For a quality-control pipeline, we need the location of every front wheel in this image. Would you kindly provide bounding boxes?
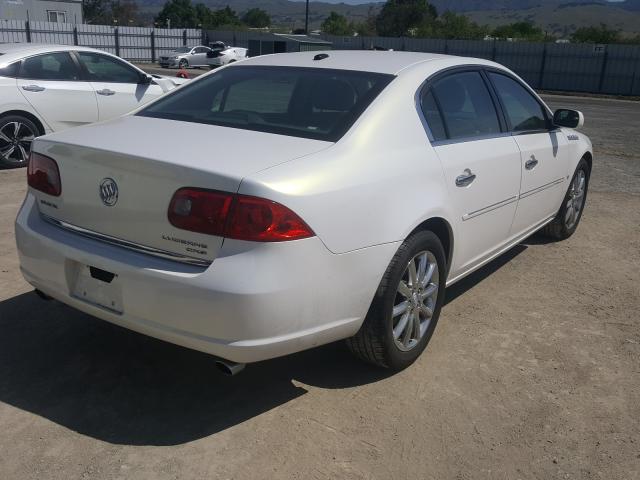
[0,115,40,168]
[541,158,590,240]
[346,230,446,370]
[178,59,188,69]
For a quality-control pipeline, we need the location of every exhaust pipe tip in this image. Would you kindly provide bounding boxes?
[34,289,53,301]
[215,360,245,376]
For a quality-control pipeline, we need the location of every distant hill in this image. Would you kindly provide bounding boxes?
[139,0,640,36]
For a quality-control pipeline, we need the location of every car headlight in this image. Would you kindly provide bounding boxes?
[173,56,179,59]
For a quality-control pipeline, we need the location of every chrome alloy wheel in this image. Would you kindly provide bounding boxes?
[392,250,439,352]
[565,169,586,230]
[0,121,35,165]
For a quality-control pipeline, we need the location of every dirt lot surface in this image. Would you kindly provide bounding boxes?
[0,94,639,480]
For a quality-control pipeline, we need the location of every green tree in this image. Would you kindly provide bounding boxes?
[155,0,199,28]
[242,8,270,28]
[375,0,437,37]
[422,11,487,40]
[353,6,378,36]
[493,22,545,41]
[211,6,241,28]
[110,0,139,24]
[321,11,352,35]
[571,24,621,44]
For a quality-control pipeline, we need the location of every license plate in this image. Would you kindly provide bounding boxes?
[70,263,123,314]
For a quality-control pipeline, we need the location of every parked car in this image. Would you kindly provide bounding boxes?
[15,51,592,375]
[159,46,212,69]
[0,43,186,168]
[206,43,248,68]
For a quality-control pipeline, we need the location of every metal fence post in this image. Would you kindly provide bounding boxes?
[598,44,609,94]
[444,39,448,55]
[73,26,78,46]
[114,27,120,57]
[183,29,187,46]
[25,20,31,43]
[538,43,547,90]
[492,39,496,61]
[150,30,156,63]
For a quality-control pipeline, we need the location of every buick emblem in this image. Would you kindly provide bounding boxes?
[99,178,118,206]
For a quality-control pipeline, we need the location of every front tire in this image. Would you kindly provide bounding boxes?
[541,158,590,240]
[0,114,40,168]
[178,59,188,69]
[347,230,446,370]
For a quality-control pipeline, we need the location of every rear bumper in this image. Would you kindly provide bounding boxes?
[15,193,398,363]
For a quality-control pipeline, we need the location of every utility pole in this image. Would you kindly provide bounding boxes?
[304,0,309,34]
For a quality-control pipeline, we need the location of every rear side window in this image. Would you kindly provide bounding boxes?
[20,52,80,81]
[420,90,446,141]
[488,72,548,132]
[76,52,140,83]
[0,62,19,78]
[138,66,394,142]
[429,71,501,141]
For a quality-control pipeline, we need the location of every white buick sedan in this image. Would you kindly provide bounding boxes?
[0,44,185,167]
[15,51,592,374]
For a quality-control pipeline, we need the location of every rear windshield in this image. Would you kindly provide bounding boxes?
[137,66,394,141]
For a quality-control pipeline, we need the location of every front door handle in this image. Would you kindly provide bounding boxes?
[525,157,539,170]
[96,89,116,96]
[455,168,476,187]
[22,85,45,92]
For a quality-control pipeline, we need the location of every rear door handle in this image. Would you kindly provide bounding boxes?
[525,158,539,170]
[22,85,45,92]
[455,168,476,187]
[96,89,116,96]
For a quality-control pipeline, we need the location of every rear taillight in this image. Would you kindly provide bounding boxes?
[27,152,61,196]
[168,188,314,242]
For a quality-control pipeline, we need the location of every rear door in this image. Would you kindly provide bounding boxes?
[420,69,522,277]
[74,51,164,121]
[487,71,569,237]
[17,51,98,131]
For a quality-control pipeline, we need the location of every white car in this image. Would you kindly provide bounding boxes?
[158,46,212,69]
[0,43,185,167]
[205,45,248,67]
[15,51,592,375]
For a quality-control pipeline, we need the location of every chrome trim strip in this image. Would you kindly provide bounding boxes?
[41,214,212,268]
[462,195,518,221]
[519,178,565,200]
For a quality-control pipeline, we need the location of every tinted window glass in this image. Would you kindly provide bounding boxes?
[77,52,140,83]
[0,62,19,78]
[420,90,446,141]
[20,52,80,81]
[138,66,394,142]
[431,71,501,140]
[489,72,547,132]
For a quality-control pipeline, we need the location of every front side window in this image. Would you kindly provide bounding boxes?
[76,52,140,83]
[194,47,209,54]
[428,71,501,141]
[138,66,394,141]
[488,72,548,132]
[20,52,80,81]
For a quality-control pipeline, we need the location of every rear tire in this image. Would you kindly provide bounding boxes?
[541,158,590,240]
[0,114,40,169]
[346,230,446,370]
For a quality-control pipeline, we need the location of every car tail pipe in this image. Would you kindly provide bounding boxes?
[215,359,245,376]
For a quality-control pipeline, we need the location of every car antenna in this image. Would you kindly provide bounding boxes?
[313,53,329,61]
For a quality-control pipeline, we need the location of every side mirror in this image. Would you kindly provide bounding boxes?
[139,74,153,85]
[553,109,584,129]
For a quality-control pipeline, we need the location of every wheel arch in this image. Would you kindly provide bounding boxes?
[582,150,593,173]
[0,109,46,136]
[408,217,454,274]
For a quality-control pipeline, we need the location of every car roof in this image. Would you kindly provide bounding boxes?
[238,50,498,75]
[0,43,124,64]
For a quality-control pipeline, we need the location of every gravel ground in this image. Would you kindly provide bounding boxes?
[0,94,638,480]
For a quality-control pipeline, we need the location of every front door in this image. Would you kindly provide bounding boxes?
[486,72,570,237]
[17,51,98,131]
[75,51,164,121]
[420,70,522,279]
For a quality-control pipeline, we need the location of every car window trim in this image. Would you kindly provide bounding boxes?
[483,68,554,135]
[415,65,507,144]
[72,50,143,84]
[18,51,83,82]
